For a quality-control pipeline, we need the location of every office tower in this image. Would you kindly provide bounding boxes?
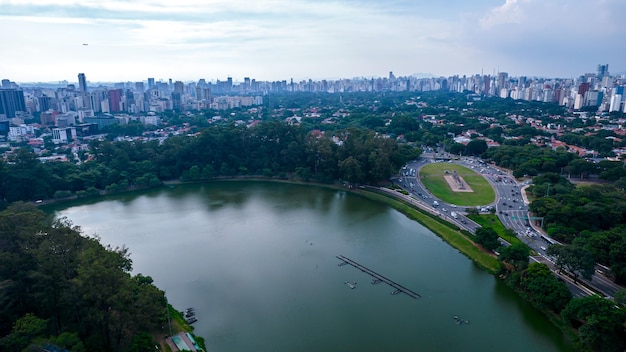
[597,64,609,78]
[0,88,26,119]
[38,96,52,112]
[497,72,508,91]
[1,79,10,88]
[148,78,155,90]
[196,87,211,101]
[578,82,590,96]
[483,75,490,95]
[108,89,122,112]
[171,92,182,111]
[609,94,622,112]
[125,89,135,107]
[174,81,185,94]
[135,82,145,92]
[78,73,88,93]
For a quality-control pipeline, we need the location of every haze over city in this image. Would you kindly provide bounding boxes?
[2,0,625,83]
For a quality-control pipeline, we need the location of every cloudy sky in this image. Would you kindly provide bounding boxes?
[1,0,625,83]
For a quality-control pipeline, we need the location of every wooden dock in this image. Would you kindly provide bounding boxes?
[336,255,421,299]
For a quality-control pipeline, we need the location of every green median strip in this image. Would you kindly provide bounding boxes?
[467,214,528,247]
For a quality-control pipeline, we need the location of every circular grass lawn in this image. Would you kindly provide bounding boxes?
[418,162,495,206]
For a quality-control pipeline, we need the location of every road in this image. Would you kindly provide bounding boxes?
[394,152,624,298]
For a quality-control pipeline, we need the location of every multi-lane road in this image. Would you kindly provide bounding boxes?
[393,153,624,299]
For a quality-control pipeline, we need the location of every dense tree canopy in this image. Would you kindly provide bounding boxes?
[0,122,422,207]
[0,203,166,351]
[474,227,500,251]
[519,263,572,312]
[481,144,577,178]
[562,295,626,352]
[547,245,595,283]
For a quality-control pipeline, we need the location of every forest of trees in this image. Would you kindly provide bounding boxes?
[498,244,626,352]
[0,122,421,207]
[527,173,626,283]
[0,203,166,351]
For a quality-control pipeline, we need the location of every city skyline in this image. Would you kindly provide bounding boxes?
[2,0,626,83]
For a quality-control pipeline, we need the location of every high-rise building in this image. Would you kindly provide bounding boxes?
[171,92,182,111]
[609,94,622,112]
[108,89,122,112]
[578,82,590,96]
[0,88,26,119]
[597,64,609,78]
[174,81,185,94]
[483,75,490,95]
[38,96,52,112]
[497,72,508,91]
[78,73,88,93]
[148,78,155,90]
[1,79,11,88]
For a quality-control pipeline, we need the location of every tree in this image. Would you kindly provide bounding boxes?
[499,243,531,270]
[338,156,364,184]
[474,227,499,251]
[614,289,626,305]
[520,263,572,312]
[547,245,595,283]
[562,295,626,352]
[447,142,465,155]
[465,139,488,156]
[0,313,48,351]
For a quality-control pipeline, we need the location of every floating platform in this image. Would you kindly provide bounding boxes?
[336,255,421,299]
[453,315,470,325]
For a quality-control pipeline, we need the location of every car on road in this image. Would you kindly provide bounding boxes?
[540,246,547,251]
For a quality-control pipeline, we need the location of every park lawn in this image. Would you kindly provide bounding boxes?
[358,190,501,273]
[419,163,495,206]
[467,214,527,247]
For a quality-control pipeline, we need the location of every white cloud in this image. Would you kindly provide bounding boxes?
[1,0,624,82]
[479,0,528,28]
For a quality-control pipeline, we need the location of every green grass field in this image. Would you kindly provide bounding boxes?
[419,163,495,206]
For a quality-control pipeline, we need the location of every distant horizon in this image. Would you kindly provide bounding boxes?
[2,0,625,83]
[9,68,625,86]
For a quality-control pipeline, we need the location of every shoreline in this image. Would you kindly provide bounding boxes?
[43,177,576,349]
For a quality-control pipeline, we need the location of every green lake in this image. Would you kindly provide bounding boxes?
[52,181,570,352]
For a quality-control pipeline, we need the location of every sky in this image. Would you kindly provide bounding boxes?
[1,0,625,83]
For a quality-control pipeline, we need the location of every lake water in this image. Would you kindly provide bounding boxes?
[53,181,569,352]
